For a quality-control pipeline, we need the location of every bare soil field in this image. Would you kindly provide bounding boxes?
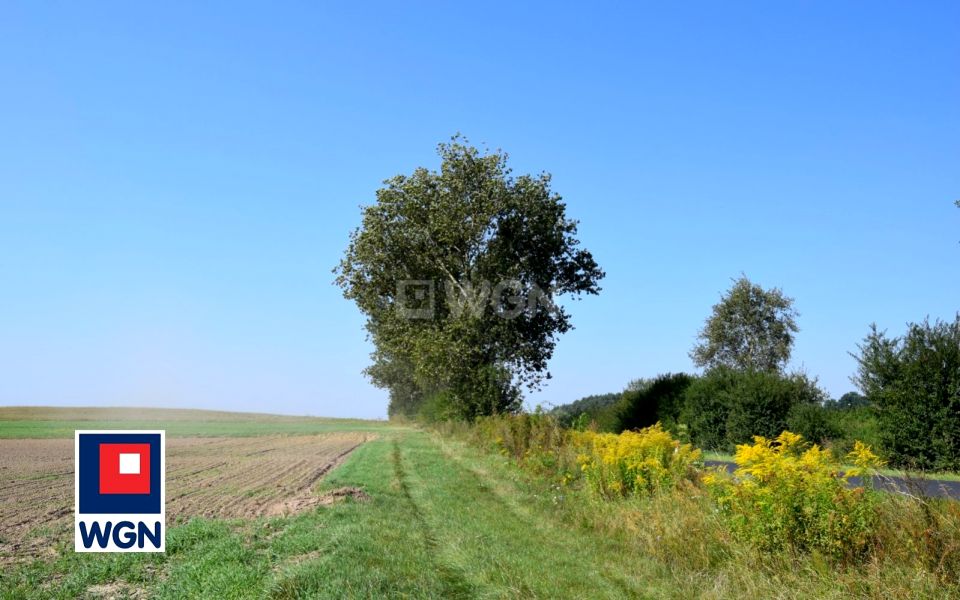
[0,432,370,563]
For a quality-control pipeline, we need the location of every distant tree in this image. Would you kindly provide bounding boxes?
[549,392,620,428]
[852,316,960,469]
[834,391,869,410]
[624,378,652,393]
[335,136,604,419]
[690,276,799,373]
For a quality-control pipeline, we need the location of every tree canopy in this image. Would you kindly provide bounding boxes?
[335,137,604,419]
[852,316,960,469]
[690,276,799,373]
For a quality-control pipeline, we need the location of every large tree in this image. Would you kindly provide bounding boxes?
[335,137,604,418]
[690,276,799,373]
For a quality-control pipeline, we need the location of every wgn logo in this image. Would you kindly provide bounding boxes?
[75,431,165,552]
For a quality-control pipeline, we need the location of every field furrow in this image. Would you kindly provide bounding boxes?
[0,432,370,562]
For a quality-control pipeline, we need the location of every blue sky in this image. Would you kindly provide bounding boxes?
[1,2,958,419]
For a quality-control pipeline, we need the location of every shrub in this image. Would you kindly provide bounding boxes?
[473,412,577,479]
[852,316,960,470]
[704,431,883,563]
[787,402,839,445]
[574,423,702,499]
[682,368,826,450]
[614,373,693,434]
[822,405,881,456]
[587,403,622,433]
[417,391,461,423]
[681,369,735,450]
[723,371,825,446]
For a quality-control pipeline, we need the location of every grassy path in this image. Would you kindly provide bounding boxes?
[270,431,663,598]
[2,429,670,599]
[389,434,654,598]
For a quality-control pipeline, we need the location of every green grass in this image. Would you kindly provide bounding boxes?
[0,406,397,438]
[0,419,395,438]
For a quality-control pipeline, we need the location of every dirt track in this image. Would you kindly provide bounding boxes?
[0,433,369,561]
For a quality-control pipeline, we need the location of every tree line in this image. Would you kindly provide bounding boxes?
[552,276,960,470]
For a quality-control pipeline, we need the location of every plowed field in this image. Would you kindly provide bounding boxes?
[0,433,369,561]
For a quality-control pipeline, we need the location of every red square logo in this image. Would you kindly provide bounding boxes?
[99,443,151,495]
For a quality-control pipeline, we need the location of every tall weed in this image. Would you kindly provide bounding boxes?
[704,432,883,562]
[574,424,701,498]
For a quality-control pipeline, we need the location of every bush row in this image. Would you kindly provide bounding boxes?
[550,315,960,469]
[555,369,881,457]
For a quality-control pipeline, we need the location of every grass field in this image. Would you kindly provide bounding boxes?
[1,408,956,599]
[0,407,393,438]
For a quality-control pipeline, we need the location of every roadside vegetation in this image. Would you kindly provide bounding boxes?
[446,413,960,595]
[543,282,960,475]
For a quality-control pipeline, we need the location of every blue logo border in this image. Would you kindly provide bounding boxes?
[77,432,163,514]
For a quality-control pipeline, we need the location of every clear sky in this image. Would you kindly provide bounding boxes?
[2,2,958,419]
